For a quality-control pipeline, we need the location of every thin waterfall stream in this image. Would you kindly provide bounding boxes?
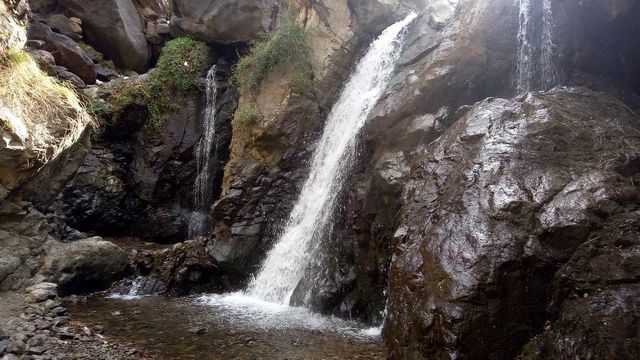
[188,65,218,237]
[516,0,558,93]
[245,13,418,305]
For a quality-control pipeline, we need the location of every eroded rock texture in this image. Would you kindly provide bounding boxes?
[385,87,640,359]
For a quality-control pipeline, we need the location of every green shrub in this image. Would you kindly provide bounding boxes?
[146,37,208,133]
[232,19,312,93]
[88,99,109,120]
[234,106,260,125]
[106,81,147,123]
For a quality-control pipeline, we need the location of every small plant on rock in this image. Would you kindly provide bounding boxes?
[232,18,312,93]
[234,105,260,126]
[146,37,208,134]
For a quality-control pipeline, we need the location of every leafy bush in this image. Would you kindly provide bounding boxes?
[232,19,312,93]
[234,105,260,125]
[145,37,208,133]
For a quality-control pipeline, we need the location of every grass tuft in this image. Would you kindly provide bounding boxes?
[231,19,312,93]
[145,37,208,133]
[0,50,91,156]
[233,105,260,126]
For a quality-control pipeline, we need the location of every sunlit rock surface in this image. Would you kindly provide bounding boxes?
[385,87,640,359]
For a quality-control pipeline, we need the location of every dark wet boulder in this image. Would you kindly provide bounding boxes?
[169,0,279,44]
[385,87,640,359]
[128,237,227,295]
[58,0,149,72]
[27,22,96,84]
[40,237,128,294]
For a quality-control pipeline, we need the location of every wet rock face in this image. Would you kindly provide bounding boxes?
[54,68,237,243]
[169,0,278,44]
[127,237,227,295]
[385,87,640,359]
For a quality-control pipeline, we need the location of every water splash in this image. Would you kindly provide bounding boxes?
[188,65,218,237]
[107,276,147,300]
[246,13,418,305]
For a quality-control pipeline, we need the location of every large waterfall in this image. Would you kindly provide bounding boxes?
[516,0,558,93]
[188,65,218,237]
[246,13,418,305]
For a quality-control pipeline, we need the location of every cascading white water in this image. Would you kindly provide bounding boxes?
[516,0,533,94]
[246,13,418,305]
[540,0,557,90]
[516,0,558,93]
[188,65,218,237]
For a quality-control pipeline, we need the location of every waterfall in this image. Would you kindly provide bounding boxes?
[516,0,558,93]
[540,0,557,90]
[188,65,218,238]
[516,0,533,94]
[246,13,418,305]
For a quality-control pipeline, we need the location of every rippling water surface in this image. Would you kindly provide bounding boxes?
[68,295,386,359]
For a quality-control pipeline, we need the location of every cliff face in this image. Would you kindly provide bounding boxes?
[386,87,640,359]
[2,0,640,357]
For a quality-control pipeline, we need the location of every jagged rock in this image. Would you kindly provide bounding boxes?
[129,237,224,295]
[40,237,128,294]
[54,65,86,87]
[0,1,27,53]
[45,13,83,41]
[0,204,58,291]
[169,0,279,44]
[385,87,640,359]
[27,22,96,84]
[59,0,149,72]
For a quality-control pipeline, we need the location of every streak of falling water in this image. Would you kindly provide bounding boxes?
[246,13,418,305]
[516,0,533,94]
[540,0,557,90]
[188,65,218,238]
[516,0,559,93]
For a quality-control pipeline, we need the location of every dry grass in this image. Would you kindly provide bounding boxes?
[0,50,91,161]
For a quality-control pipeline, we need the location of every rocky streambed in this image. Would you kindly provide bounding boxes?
[67,294,387,359]
[0,281,386,359]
